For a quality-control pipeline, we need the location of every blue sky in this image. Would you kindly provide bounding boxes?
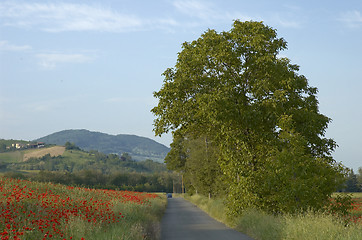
[0,0,361,171]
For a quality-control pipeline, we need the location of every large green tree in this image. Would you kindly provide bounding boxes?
[152,20,347,215]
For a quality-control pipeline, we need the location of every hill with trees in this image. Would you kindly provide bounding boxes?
[0,134,177,192]
[35,129,169,163]
[0,143,181,192]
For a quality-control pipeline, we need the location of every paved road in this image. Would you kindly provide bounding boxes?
[160,198,253,240]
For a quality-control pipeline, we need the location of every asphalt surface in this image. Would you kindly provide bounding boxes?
[160,197,254,240]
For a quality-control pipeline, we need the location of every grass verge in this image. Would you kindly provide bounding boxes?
[184,194,230,225]
[184,194,362,240]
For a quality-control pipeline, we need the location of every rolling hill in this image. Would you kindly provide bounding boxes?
[35,129,170,163]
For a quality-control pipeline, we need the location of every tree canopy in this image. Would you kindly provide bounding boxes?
[152,20,347,215]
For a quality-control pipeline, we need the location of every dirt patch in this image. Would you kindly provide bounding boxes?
[23,146,65,161]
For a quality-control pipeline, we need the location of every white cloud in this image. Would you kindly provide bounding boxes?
[270,14,302,29]
[36,53,93,69]
[172,0,303,30]
[339,11,362,28]
[0,2,145,32]
[173,0,252,23]
[173,0,215,21]
[0,40,32,51]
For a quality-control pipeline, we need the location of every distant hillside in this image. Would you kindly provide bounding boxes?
[35,129,169,163]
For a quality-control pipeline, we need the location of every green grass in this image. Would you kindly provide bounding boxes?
[184,194,362,240]
[282,211,361,240]
[236,209,362,240]
[333,192,362,198]
[184,194,230,224]
[235,208,284,240]
[0,151,24,163]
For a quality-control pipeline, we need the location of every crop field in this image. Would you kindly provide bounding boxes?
[0,177,165,240]
[22,146,65,161]
[0,146,66,163]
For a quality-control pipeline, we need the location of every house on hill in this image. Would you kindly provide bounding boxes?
[11,142,45,149]
[27,142,45,148]
[12,143,24,149]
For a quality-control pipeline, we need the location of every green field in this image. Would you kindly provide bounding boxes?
[0,151,24,163]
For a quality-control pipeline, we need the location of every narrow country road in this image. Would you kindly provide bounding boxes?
[160,197,254,240]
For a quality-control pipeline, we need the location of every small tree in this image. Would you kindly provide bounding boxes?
[345,170,361,192]
[0,143,7,152]
[120,152,132,161]
[164,132,187,172]
[357,167,362,190]
[64,142,80,150]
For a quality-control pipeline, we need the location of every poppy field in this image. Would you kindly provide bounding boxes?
[350,194,362,224]
[329,192,362,225]
[0,177,166,240]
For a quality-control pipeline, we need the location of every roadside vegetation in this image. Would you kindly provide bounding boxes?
[185,193,362,240]
[0,176,167,240]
